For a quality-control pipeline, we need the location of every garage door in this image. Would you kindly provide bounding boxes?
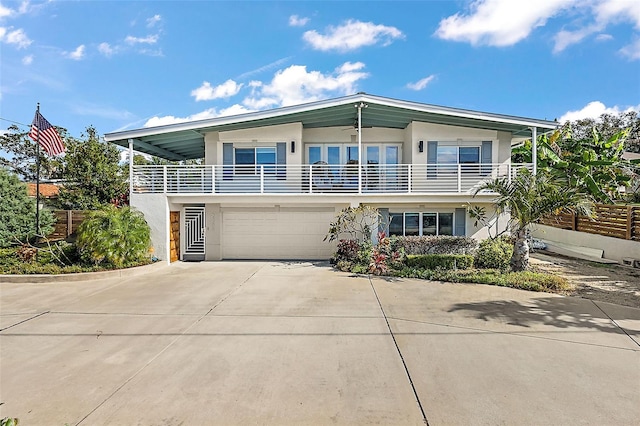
[222,208,337,259]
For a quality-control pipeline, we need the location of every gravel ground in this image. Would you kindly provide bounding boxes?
[530,251,640,308]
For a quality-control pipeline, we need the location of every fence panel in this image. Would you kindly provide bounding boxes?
[541,204,639,241]
[47,210,87,240]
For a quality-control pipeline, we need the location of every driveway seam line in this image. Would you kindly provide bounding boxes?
[591,300,640,348]
[0,311,49,332]
[368,278,429,426]
[75,266,263,426]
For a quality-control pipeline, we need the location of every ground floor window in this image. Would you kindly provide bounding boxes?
[389,212,454,236]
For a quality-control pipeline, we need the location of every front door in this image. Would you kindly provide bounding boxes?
[183,206,205,261]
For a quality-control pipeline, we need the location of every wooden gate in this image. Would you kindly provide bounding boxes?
[170,211,180,262]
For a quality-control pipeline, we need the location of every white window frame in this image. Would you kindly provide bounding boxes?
[233,146,276,175]
[388,211,455,237]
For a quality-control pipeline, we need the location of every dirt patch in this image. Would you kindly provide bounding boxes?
[530,251,640,308]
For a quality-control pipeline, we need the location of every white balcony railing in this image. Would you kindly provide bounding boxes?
[131,163,533,195]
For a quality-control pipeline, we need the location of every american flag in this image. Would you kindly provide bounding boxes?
[29,110,66,156]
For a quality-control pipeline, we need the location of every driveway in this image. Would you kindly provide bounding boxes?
[1,261,639,425]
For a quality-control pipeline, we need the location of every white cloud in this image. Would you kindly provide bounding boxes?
[559,101,640,122]
[303,19,404,52]
[596,33,614,41]
[246,62,369,107]
[235,56,292,80]
[0,3,13,18]
[98,42,115,57]
[65,44,85,60]
[435,0,571,47]
[407,75,436,91]
[125,34,159,45]
[144,104,258,127]
[22,54,33,65]
[0,27,32,48]
[146,14,162,28]
[289,14,309,27]
[191,79,243,101]
[620,37,640,60]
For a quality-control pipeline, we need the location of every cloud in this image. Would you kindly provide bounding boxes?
[235,56,292,80]
[596,33,614,41]
[620,37,640,60]
[407,75,436,91]
[303,19,404,52]
[98,42,116,57]
[435,0,571,47]
[244,61,369,107]
[146,14,162,28]
[70,102,135,120]
[65,44,85,60]
[289,15,309,27]
[125,34,159,45]
[191,80,243,101]
[0,27,32,48]
[559,101,640,122]
[0,3,13,18]
[22,54,33,65]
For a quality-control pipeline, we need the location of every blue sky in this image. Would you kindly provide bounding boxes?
[1,0,639,141]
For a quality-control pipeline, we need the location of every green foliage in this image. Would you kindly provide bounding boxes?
[0,169,55,247]
[0,124,64,181]
[325,205,381,243]
[392,267,570,293]
[1,417,19,426]
[394,235,478,255]
[332,239,361,264]
[513,127,637,203]
[474,236,513,269]
[406,254,474,270]
[76,206,151,268]
[57,126,127,209]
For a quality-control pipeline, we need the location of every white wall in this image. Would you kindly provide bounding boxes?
[532,225,640,262]
[131,193,170,263]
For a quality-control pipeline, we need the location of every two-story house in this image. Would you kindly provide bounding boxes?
[104,93,556,262]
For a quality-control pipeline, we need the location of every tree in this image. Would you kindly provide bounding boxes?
[56,126,127,209]
[0,124,65,181]
[474,168,593,271]
[561,111,639,153]
[0,168,55,247]
[513,128,637,203]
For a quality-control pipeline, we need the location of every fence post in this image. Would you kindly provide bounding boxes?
[67,210,73,237]
[626,205,633,240]
[572,211,578,231]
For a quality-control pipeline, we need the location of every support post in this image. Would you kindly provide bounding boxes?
[531,127,537,175]
[355,101,367,194]
[35,103,41,240]
[128,139,134,199]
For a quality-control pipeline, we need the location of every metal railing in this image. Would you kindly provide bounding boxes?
[131,163,533,195]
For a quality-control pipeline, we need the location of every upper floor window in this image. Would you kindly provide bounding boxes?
[235,147,276,174]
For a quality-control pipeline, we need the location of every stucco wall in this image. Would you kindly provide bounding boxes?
[532,225,640,262]
[131,193,169,263]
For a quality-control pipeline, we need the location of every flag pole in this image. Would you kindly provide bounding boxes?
[35,103,41,241]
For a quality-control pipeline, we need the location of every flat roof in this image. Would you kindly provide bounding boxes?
[105,93,558,160]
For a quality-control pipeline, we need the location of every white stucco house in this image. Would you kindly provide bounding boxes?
[104,93,557,262]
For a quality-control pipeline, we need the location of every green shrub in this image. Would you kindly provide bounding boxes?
[0,169,55,247]
[395,236,478,255]
[406,254,474,270]
[77,206,151,268]
[474,236,513,269]
[332,239,360,264]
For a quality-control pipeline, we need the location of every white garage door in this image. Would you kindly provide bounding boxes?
[222,208,337,260]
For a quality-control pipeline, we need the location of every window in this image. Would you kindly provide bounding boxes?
[435,145,481,173]
[234,147,276,174]
[388,212,454,236]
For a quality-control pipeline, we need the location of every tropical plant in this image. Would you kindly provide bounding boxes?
[0,168,55,247]
[512,128,639,203]
[324,205,381,244]
[474,236,513,269]
[473,168,593,271]
[76,205,151,268]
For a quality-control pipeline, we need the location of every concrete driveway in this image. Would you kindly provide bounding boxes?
[1,261,639,425]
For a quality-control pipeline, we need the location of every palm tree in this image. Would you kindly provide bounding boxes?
[474,168,593,271]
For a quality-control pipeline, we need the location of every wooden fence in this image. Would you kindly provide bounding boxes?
[539,204,639,241]
[47,210,87,240]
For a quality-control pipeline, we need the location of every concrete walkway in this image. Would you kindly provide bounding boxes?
[1,261,638,425]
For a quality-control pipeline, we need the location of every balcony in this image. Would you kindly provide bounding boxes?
[131,163,533,195]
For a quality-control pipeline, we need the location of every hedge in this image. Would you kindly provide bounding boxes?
[406,254,474,270]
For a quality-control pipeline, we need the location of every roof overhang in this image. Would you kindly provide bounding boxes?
[104,93,559,160]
